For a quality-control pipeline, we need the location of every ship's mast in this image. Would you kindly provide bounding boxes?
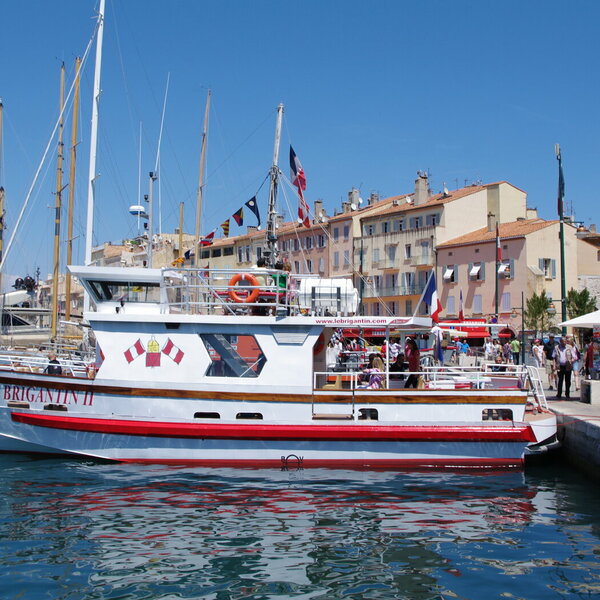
[83,0,105,310]
[264,103,283,266]
[51,63,65,340]
[65,56,81,322]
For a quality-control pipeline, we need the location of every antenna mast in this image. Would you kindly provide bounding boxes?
[265,103,283,266]
[194,89,211,267]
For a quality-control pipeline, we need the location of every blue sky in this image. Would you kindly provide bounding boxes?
[1,0,599,281]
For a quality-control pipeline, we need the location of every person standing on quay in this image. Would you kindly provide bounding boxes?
[543,334,558,390]
[553,337,574,399]
[510,337,521,365]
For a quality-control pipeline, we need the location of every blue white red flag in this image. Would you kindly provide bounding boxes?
[290,145,310,227]
[423,271,442,323]
[459,289,464,321]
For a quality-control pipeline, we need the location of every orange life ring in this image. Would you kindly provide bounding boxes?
[228,273,261,303]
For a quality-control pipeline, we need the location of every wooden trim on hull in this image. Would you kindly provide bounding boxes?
[1,373,527,405]
[11,412,537,443]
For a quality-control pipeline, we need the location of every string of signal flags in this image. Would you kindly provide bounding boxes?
[199,145,310,247]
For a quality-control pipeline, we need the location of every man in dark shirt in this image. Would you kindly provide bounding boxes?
[543,335,557,390]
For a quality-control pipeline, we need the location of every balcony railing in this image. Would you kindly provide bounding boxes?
[362,284,425,298]
[410,253,433,266]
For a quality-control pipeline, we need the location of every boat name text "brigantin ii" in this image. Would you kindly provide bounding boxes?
[3,385,94,406]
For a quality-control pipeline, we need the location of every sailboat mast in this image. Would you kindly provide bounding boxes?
[0,99,4,296]
[51,63,66,340]
[84,0,105,273]
[265,103,283,266]
[65,56,81,322]
[194,89,211,268]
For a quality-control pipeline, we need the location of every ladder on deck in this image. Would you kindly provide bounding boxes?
[526,365,548,410]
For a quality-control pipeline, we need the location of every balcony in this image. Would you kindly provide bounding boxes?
[362,284,425,298]
[410,253,433,267]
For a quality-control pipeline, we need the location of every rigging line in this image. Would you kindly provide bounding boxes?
[155,73,170,235]
[278,175,394,317]
[110,0,141,153]
[0,24,98,274]
[203,108,277,187]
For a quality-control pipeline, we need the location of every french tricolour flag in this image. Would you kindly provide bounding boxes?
[124,339,145,363]
[162,338,184,364]
[423,272,442,323]
[290,145,310,227]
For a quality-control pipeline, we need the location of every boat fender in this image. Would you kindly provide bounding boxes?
[228,273,260,303]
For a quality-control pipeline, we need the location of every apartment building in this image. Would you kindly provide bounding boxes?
[358,173,532,317]
[436,218,600,334]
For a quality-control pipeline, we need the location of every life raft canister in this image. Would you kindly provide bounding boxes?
[228,273,261,303]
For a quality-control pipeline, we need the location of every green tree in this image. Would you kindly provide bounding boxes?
[566,288,597,320]
[524,290,554,337]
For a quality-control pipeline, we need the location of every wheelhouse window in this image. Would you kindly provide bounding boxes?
[87,280,160,303]
[200,334,266,378]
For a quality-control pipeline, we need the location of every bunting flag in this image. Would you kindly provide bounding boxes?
[459,289,464,321]
[220,219,230,237]
[496,222,502,263]
[124,339,145,363]
[290,145,310,227]
[557,149,565,217]
[232,207,244,226]
[184,249,193,260]
[422,271,442,323]
[245,196,261,227]
[200,230,216,246]
[162,338,185,364]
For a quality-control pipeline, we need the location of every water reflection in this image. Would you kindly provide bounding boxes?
[0,456,599,600]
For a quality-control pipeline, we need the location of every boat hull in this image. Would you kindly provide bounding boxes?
[1,408,534,468]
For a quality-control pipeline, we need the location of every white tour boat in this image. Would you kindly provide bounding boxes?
[0,264,558,468]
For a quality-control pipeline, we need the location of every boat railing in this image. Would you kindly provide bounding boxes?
[160,267,357,316]
[0,353,91,377]
[315,364,529,392]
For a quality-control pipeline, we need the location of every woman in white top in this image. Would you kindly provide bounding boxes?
[532,339,544,370]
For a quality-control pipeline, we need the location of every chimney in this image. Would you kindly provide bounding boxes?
[276,214,285,227]
[590,224,597,233]
[413,171,430,206]
[487,212,496,232]
[342,201,351,214]
[368,191,379,205]
[313,199,325,223]
[247,226,258,234]
[347,188,360,209]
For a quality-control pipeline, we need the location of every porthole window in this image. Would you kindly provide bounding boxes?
[236,412,263,420]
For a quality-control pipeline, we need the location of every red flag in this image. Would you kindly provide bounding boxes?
[496,222,502,263]
[290,146,310,227]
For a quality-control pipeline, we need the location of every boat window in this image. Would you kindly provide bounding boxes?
[236,412,263,419]
[194,412,220,419]
[200,334,266,378]
[358,408,378,421]
[482,408,513,421]
[87,280,160,303]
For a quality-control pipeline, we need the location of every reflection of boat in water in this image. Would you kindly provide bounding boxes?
[5,464,557,595]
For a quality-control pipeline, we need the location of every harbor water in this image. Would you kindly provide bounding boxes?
[1,455,599,599]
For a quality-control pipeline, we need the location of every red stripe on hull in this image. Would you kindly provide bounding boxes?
[10,412,536,443]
